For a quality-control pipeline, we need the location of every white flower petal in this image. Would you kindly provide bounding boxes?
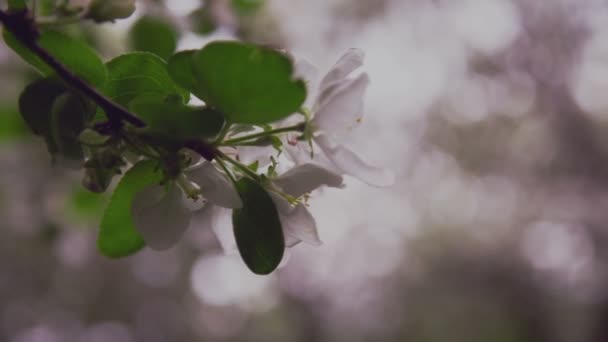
[281,204,322,246]
[315,134,395,187]
[319,48,365,95]
[269,193,321,247]
[210,207,238,254]
[295,59,320,108]
[193,205,239,255]
[313,73,369,132]
[186,162,243,209]
[274,163,343,198]
[295,59,319,84]
[237,145,274,168]
[269,193,301,247]
[132,185,192,250]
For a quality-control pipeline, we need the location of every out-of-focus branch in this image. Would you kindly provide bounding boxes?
[0,8,218,161]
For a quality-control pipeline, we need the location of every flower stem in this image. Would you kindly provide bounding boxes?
[212,121,232,145]
[215,157,237,185]
[222,123,305,146]
[36,14,84,27]
[216,150,261,182]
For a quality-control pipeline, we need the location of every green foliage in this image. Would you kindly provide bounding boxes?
[82,146,125,194]
[7,0,27,10]
[50,92,94,161]
[129,15,179,61]
[189,8,216,36]
[3,30,107,86]
[231,0,265,15]
[98,159,164,258]
[129,97,225,140]
[1,4,327,274]
[19,78,93,161]
[67,187,106,220]
[104,52,189,107]
[168,41,306,124]
[18,78,65,136]
[232,177,285,275]
[86,0,136,23]
[167,50,199,96]
[0,106,27,141]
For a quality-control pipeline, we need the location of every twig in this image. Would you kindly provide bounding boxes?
[0,9,145,128]
[0,8,218,161]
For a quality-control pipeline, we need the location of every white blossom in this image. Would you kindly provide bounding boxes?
[198,163,344,254]
[289,49,395,187]
[131,162,241,250]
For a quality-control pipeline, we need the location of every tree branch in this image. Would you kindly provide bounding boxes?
[0,8,218,161]
[0,9,145,128]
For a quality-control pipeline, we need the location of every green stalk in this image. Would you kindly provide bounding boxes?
[216,150,260,182]
[215,157,237,185]
[222,123,304,146]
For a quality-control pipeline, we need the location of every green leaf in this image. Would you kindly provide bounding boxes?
[79,128,111,146]
[232,177,285,274]
[3,30,108,86]
[189,8,217,36]
[98,159,164,258]
[87,0,136,22]
[167,50,200,97]
[231,0,265,15]
[18,78,66,136]
[67,187,106,220]
[50,93,94,161]
[0,106,27,141]
[170,41,306,124]
[8,0,27,10]
[104,52,189,107]
[130,15,179,61]
[129,97,224,140]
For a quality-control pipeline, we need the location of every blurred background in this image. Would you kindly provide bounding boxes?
[2,0,608,341]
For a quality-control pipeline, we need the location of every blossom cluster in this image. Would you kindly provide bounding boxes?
[132,49,394,255]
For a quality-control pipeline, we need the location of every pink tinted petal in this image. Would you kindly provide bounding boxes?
[274,164,343,198]
[269,193,301,247]
[313,73,369,133]
[193,205,239,255]
[186,162,242,209]
[295,59,320,108]
[319,49,365,95]
[237,145,274,168]
[269,193,321,247]
[132,185,192,250]
[315,134,395,187]
[281,204,322,246]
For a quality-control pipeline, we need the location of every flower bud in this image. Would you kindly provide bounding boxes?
[86,0,136,23]
[82,166,114,193]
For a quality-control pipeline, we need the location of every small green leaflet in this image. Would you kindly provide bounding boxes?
[233,177,285,274]
[130,16,179,61]
[19,78,65,136]
[168,41,307,125]
[104,52,189,107]
[19,78,93,162]
[98,160,164,258]
[3,30,108,86]
[129,97,224,140]
[50,92,94,161]
[231,0,265,15]
[87,0,136,23]
[7,0,27,10]
[167,50,199,97]
[189,8,217,36]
